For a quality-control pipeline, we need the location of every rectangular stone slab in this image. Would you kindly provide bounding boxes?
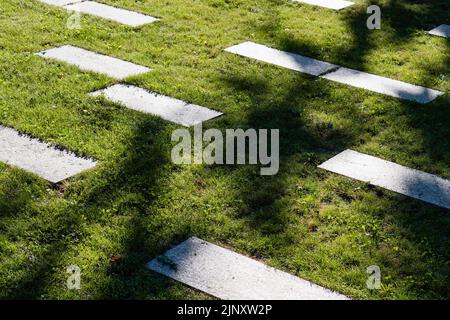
[38,0,82,6]
[36,45,151,79]
[322,67,444,104]
[0,126,96,183]
[64,1,159,27]
[428,24,450,38]
[318,150,450,210]
[224,41,339,77]
[147,237,348,300]
[292,0,354,10]
[225,42,443,104]
[90,84,223,127]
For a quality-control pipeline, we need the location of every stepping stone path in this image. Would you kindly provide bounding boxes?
[318,149,450,210]
[147,237,349,300]
[39,0,159,27]
[292,0,354,10]
[37,45,151,80]
[90,84,223,127]
[36,45,221,127]
[17,0,447,299]
[0,126,96,183]
[225,41,444,104]
[428,24,450,38]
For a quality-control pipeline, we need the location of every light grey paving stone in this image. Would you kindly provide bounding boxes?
[224,41,339,77]
[90,84,223,127]
[147,237,349,300]
[322,67,444,104]
[0,126,96,183]
[428,24,450,38]
[292,0,354,10]
[225,42,443,104]
[36,45,151,79]
[64,1,159,27]
[318,150,450,210]
[38,0,82,6]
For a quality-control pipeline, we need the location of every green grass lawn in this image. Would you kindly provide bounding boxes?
[0,0,449,299]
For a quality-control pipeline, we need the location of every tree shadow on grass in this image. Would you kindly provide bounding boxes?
[209,0,449,298]
[340,0,450,169]
[379,0,449,42]
[1,0,448,300]
[0,116,195,299]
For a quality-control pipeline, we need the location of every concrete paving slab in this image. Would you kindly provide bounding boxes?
[64,1,159,27]
[147,237,349,300]
[292,0,354,10]
[318,149,450,210]
[225,42,443,103]
[0,126,96,183]
[322,67,444,104]
[224,41,339,77]
[90,84,223,127]
[428,24,450,38]
[36,45,151,79]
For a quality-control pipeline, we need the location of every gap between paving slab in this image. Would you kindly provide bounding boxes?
[36,45,151,80]
[225,41,444,104]
[147,237,349,300]
[0,125,96,183]
[318,149,450,210]
[90,84,223,127]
